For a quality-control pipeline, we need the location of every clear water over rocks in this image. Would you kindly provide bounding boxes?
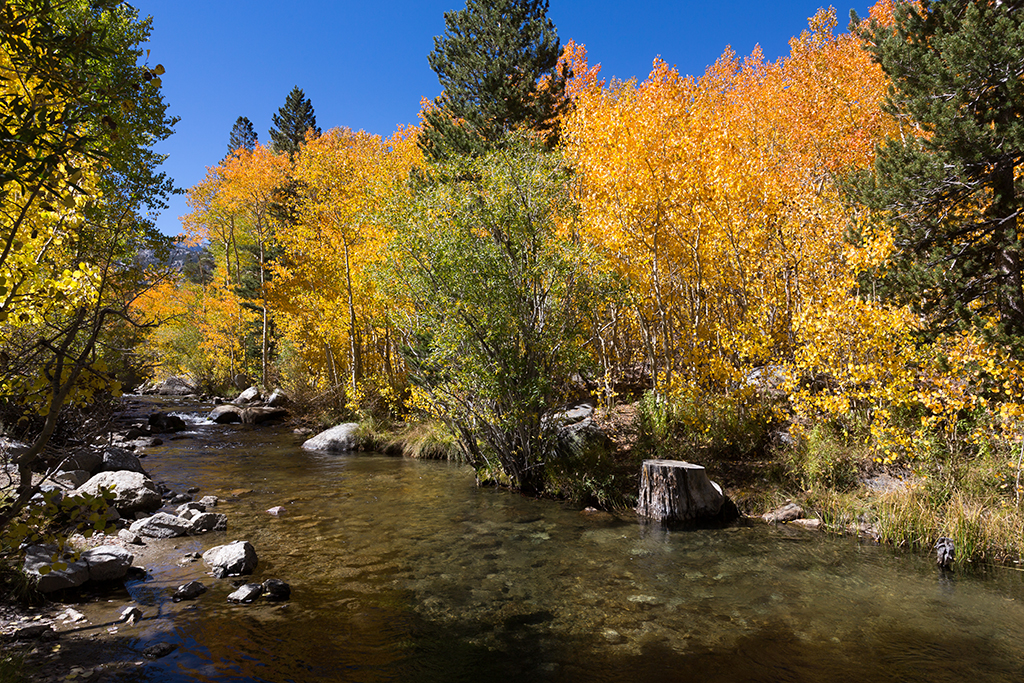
[97,400,1024,682]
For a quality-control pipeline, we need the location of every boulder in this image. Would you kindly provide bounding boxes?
[241,406,289,425]
[118,529,144,545]
[149,412,188,433]
[59,450,103,474]
[77,471,162,515]
[261,578,291,601]
[266,389,289,407]
[51,469,92,489]
[157,376,195,396]
[302,423,361,453]
[130,512,191,539]
[173,580,207,601]
[198,495,219,508]
[235,386,261,404]
[23,545,89,592]
[188,512,228,534]
[176,501,206,516]
[208,405,243,424]
[227,583,263,603]
[100,447,147,475]
[202,540,258,577]
[81,545,134,582]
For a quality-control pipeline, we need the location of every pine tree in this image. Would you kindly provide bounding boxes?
[851,1,1024,340]
[227,116,258,156]
[269,86,320,157]
[421,0,569,162]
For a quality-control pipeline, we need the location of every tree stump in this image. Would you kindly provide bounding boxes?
[636,459,724,523]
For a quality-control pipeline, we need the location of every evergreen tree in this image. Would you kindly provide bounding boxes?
[421,0,569,162]
[851,1,1024,340]
[269,86,320,157]
[227,116,258,155]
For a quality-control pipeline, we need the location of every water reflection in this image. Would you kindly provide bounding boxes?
[102,405,1024,682]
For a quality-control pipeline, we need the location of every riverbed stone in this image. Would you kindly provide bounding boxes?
[763,502,804,524]
[266,506,286,516]
[203,540,258,577]
[177,501,206,516]
[156,376,195,396]
[81,545,134,581]
[198,495,219,508]
[208,405,243,424]
[23,544,90,592]
[173,580,207,601]
[266,389,289,407]
[227,583,264,603]
[188,512,228,534]
[236,386,261,404]
[149,412,188,433]
[51,469,92,489]
[59,450,103,474]
[118,529,144,545]
[261,578,291,601]
[100,447,147,474]
[130,512,191,539]
[76,470,162,515]
[302,423,361,453]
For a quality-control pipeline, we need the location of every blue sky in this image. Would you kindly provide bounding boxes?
[128,1,872,237]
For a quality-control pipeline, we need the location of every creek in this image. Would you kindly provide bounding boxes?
[87,399,1024,682]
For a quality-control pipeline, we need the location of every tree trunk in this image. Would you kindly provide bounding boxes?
[636,459,724,523]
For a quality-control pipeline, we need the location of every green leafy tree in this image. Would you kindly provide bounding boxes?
[851,1,1024,340]
[421,0,569,162]
[1,0,175,544]
[385,136,601,492]
[227,115,258,155]
[269,86,320,157]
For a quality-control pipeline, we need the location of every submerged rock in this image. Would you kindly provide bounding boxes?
[173,580,208,601]
[227,583,264,603]
[261,578,291,601]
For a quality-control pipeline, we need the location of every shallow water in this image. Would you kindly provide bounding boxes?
[98,401,1024,682]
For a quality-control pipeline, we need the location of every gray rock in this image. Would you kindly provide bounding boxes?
[23,544,89,592]
[302,423,361,453]
[59,450,103,474]
[143,642,178,659]
[266,506,286,516]
[120,606,143,624]
[132,436,163,449]
[77,471,162,515]
[81,545,134,581]
[157,376,195,396]
[149,412,187,433]
[51,469,92,489]
[129,512,190,539]
[266,389,289,407]
[15,624,53,640]
[261,578,291,601]
[118,529,144,545]
[202,540,258,577]
[763,502,805,524]
[227,583,263,603]
[100,447,147,474]
[173,580,207,601]
[176,502,206,516]
[235,386,261,404]
[208,405,243,424]
[198,495,219,508]
[188,512,228,534]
